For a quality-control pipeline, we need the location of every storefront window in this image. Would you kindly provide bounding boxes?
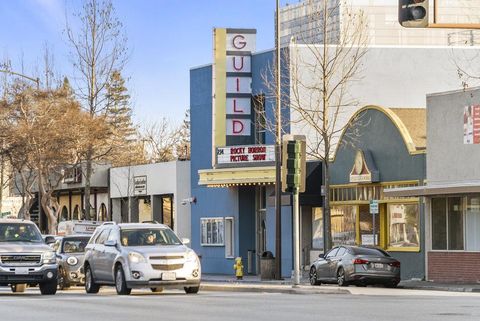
[431,197,464,251]
[466,195,480,251]
[359,204,378,246]
[432,198,447,250]
[331,206,356,246]
[448,197,464,250]
[312,207,323,249]
[201,218,224,246]
[388,203,419,248]
[162,196,173,229]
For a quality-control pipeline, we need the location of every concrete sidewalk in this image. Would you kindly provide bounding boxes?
[200,274,480,294]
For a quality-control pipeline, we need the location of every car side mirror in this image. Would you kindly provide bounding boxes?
[44,236,55,245]
[182,238,190,245]
[105,239,117,247]
[318,254,325,259]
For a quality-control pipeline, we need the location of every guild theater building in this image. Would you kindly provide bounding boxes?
[190,27,478,279]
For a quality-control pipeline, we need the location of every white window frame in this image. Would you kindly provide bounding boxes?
[200,217,225,246]
[224,217,235,258]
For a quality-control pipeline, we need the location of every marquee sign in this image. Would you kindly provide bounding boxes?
[217,145,275,165]
[212,28,256,166]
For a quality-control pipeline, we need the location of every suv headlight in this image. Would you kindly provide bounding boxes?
[185,250,198,263]
[128,252,146,264]
[42,251,56,264]
[67,256,78,266]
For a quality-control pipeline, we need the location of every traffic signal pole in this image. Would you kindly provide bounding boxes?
[274,0,282,280]
[282,136,306,286]
[292,186,301,286]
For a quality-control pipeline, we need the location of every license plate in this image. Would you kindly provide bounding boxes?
[373,263,384,269]
[162,272,176,281]
[15,267,30,275]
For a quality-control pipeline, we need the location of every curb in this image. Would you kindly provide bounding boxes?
[200,283,350,295]
[400,285,480,293]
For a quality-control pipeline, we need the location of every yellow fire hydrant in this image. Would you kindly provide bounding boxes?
[233,257,244,280]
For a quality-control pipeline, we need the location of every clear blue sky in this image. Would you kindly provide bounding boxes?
[0,0,290,126]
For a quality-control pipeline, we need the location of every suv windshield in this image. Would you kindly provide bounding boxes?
[62,237,90,253]
[120,228,182,246]
[0,223,43,243]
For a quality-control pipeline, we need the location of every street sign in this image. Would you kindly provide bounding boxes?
[370,200,379,214]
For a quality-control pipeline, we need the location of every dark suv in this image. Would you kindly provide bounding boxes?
[0,219,58,295]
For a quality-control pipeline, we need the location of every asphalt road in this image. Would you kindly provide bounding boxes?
[0,287,479,321]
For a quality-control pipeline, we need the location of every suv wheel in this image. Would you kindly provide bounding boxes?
[85,265,100,294]
[11,284,26,293]
[58,267,70,290]
[115,265,131,295]
[184,286,199,294]
[40,280,57,295]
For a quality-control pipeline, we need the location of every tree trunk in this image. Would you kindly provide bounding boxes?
[323,161,332,252]
[84,147,93,220]
[40,193,59,234]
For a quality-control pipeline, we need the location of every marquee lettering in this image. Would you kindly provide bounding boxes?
[232,56,244,71]
[233,99,244,113]
[232,35,247,49]
[233,120,244,134]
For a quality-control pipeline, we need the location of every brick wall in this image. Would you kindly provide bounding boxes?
[428,251,480,283]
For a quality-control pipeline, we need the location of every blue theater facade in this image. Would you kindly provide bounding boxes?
[189,28,322,277]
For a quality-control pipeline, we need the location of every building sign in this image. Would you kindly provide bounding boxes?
[390,204,406,224]
[217,145,275,165]
[212,28,256,165]
[133,175,147,196]
[370,200,379,214]
[463,105,480,144]
[361,234,378,246]
[350,150,373,183]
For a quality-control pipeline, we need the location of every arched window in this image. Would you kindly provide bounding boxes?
[60,206,68,222]
[73,205,79,220]
[98,203,108,221]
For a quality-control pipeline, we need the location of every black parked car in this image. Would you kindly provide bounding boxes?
[309,245,401,288]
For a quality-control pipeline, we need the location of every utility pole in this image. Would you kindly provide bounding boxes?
[274,0,283,280]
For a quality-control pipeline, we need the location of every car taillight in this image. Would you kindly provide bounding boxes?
[389,261,401,268]
[353,258,369,264]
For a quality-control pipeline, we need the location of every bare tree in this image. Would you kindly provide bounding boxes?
[66,0,128,219]
[141,118,184,163]
[265,0,369,251]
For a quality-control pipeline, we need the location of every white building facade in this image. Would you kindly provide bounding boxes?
[109,161,192,240]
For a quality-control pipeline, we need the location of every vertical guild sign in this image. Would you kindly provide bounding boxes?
[212,28,256,165]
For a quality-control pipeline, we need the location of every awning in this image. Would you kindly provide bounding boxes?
[198,166,275,187]
[384,182,480,197]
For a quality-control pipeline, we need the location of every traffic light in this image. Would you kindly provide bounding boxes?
[398,0,428,28]
[281,135,306,193]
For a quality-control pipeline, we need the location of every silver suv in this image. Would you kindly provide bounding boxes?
[83,222,201,295]
[0,219,58,295]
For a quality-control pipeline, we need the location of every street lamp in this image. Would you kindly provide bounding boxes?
[0,69,40,89]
